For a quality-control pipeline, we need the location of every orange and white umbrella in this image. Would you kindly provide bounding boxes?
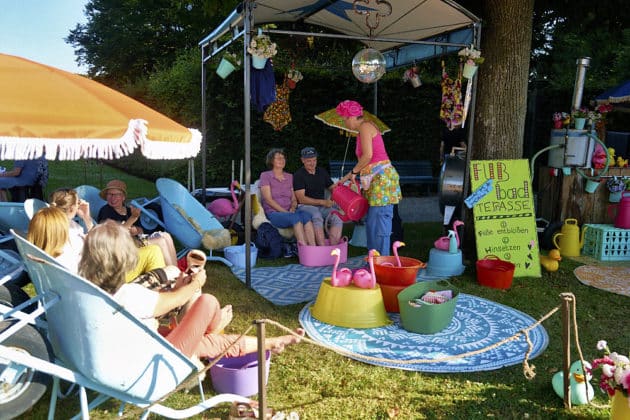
[0,53,201,160]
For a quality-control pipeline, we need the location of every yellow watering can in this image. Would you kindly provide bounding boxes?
[552,218,588,257]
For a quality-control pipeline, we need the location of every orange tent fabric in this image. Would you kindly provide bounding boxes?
[0,53,200,160]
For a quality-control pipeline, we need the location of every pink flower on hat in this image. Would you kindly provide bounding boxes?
[335,100,363,118]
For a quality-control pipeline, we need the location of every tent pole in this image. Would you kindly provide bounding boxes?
[200,47,208,203]
[373,82,378,115]
[244,0,253,289]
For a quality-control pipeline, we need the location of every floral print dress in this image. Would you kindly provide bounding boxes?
[263,80,292,131]
[440,61,463,129]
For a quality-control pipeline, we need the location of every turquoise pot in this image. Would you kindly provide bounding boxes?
[216,58,236,79]
[251,55,267,69]
[574,117,586,130]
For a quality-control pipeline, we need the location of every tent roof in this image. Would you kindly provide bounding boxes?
[200,0,480,68]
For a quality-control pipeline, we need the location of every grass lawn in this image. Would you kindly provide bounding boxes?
[12,161,628,419]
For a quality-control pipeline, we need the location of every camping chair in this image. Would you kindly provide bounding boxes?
[6,230,248,419]
[24,198,49,220]
[156,178,232,266]
[74,185,106,222]
[0,202,29,241]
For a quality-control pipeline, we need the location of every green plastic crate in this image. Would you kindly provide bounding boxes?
[582,224,630,261]
[397,280,459,334]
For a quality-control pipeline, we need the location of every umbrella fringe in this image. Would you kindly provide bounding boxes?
[0,120,201,161]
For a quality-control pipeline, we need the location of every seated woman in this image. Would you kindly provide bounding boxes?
[97,179,178,266]
[259,148,316,246]
[26,207,71,268]
[80,221,304,359]
[48,187,164,279]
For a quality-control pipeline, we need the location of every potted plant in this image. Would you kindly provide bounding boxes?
[286,68,303,89]
[590,340,630,419]
[216,51,241,79]
[572,107,589,129]
[458,46,484,79]
[247,33,277,69]
[402,66,421,88]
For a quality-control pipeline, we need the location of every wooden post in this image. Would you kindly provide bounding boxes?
[255,320,267,418]
[561,293,572,409]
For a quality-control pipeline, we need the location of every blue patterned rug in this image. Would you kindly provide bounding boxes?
[230,257,367,306]
[299,294,549,373]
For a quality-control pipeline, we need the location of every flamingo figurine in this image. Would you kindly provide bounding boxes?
[330,248,352,287]
[207,180,240,219]
[378,241,405,267]
[352,249,377,289]
[434,220,464,251]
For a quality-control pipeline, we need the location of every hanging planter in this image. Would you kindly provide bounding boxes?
[216,51,241,79]
[287,68,303,89]
[247,31,277,70]
[458,47,484,79]
[403,67,421,88]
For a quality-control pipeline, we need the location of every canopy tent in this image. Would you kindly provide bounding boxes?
[595,80,630,105]
[199,0,481,287]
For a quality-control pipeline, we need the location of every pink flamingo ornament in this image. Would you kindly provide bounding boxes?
[434,220,464,251]
[378,241,405,267]
[352,249,377,289]
[330,248,352,287]
[207,180,240,218]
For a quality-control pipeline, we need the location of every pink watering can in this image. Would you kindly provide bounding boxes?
[330,180,368,222]
[608,191,630,229]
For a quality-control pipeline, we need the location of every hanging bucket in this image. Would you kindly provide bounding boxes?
[252,55,267,69]
[462,62,478,79]
[331,182,368,222]
[216,58,236,79]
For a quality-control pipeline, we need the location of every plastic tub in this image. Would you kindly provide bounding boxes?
[310,278,391,328]
[210,350,270,397]
[224,243,257,268]
[298,237,348,267]
[397,280,459,334]
[476,255,515,289]
[379,283,407,313]
[372,256,426,286]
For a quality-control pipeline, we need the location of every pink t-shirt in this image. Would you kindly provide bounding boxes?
[356,128,390,164]
[259,170,293,214]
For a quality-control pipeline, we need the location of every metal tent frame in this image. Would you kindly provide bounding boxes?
[199,0,481,287]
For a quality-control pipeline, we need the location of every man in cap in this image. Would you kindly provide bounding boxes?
[293,147,343,246]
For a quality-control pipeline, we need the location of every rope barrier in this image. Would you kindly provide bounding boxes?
[123,292,596,417]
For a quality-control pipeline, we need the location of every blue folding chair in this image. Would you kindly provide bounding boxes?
[3,230,248,419]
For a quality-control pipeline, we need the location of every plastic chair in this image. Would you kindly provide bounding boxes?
[156,178,232,266]
[7,230,248,418]
[74,185,107,222]
[0,202,29,236]
[23,198,50,220]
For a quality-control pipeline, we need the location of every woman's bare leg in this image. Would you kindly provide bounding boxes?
[292,222,306,244]
[303,221,316,246]
[148,233,178,265]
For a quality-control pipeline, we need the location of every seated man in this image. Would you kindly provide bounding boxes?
[293,147,343,246]
[0,157,48,202]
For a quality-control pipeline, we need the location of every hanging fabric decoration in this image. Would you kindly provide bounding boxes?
[462,72,473,128]
[250,59,277,113]
[263,79,292,131]
[439,61,463,129]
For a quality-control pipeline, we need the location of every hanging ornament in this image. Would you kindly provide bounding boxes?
[352,48,386,84]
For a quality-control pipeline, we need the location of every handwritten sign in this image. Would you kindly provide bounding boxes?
[469,159,541,278]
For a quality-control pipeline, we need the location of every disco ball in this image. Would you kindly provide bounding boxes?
[352,48,386,84]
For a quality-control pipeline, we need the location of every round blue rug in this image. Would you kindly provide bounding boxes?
[299,293,549,373]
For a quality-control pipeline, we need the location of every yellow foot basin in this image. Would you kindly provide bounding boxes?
[310,278,391,328]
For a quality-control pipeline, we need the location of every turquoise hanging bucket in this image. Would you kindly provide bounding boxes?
[216,57,236,79]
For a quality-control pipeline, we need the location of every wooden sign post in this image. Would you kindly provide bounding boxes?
[469,159,541,278]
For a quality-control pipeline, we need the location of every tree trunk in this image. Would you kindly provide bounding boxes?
[472,0,535,160]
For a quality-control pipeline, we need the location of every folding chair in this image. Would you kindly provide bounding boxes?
[156,178,232,266]
[4,231,248,419]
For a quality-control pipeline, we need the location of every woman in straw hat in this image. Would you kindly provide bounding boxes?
[335,100,402,256]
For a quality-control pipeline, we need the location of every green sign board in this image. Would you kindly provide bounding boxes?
[469,159,541,278]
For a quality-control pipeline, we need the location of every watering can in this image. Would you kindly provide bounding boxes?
[607,191,630,229]
[552,218,588,257]
[330,181,368,222]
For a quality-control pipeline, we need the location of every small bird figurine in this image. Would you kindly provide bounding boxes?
[617,155,629,168]
[540,249,562,272]
[330,248,352,287]
[607,147,617,167]
[552,360,594,405]
[352,249,377,289]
